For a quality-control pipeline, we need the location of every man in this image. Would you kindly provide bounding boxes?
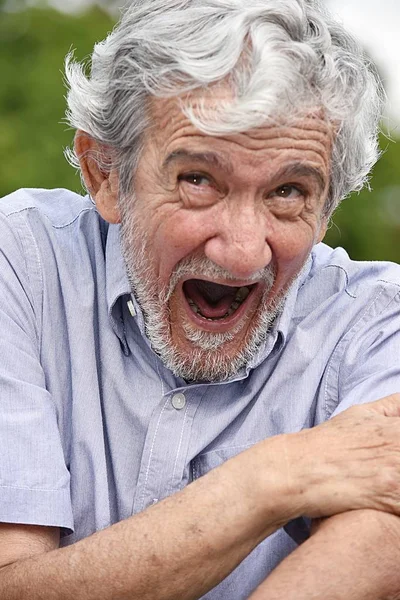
[1,0,400,598]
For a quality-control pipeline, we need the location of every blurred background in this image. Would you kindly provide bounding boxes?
[0,0,399,261]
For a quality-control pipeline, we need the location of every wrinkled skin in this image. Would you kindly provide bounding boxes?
[77,96,331,380]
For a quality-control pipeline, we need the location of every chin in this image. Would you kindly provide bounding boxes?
[156,304,277,382]
[158,341,248,383]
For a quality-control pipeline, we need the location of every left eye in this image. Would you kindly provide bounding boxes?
[271,185,303,199]
[179,173,212,187]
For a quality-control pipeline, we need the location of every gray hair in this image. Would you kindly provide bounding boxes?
[65,0,385,217]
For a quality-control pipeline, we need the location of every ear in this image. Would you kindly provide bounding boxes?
[74,130,121,224]
[317,217,328,244]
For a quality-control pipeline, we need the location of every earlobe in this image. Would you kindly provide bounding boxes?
[74,131,121,224]
[95,178,121,224]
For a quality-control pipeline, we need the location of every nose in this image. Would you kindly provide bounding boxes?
[204,204,273,280]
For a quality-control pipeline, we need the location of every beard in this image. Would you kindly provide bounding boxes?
[119,205,286,382]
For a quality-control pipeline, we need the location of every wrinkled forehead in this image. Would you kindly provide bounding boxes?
[147,92,334,159]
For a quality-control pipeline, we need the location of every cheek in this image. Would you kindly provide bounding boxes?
[151,209,216,279]
[270,221,316,279]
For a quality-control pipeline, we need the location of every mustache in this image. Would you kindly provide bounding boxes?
[161,255,275,303]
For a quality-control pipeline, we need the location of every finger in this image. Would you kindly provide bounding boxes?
[362,393,400,417]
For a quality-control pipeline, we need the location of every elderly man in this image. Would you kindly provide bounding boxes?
[1,0,400,598]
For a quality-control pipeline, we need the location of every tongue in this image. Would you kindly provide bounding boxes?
[184,280,237,319]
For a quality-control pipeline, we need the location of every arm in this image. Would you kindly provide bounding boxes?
[0,433,303,600]
[3,396,400,599]
[249,509,400,600]
[249,306,400,600]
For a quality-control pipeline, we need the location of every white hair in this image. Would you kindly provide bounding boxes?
[65,0,385,217]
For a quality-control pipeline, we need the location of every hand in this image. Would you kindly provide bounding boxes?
[284,393,400,518]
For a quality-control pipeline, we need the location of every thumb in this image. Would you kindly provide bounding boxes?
[364,393,400,417]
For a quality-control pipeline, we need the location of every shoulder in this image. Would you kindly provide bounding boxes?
[0,188,109,310]
[0,187,97,227]
[0,188,107,266]
[294,245,400,420]
[310,243,400,290]
[298,243,400,314]
[291,243,400,354]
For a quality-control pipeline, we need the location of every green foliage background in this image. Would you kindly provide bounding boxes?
[0,4,399,262]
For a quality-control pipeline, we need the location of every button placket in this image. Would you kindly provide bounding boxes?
[133,391,198,513]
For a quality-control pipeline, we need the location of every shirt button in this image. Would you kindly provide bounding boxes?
[171,393,186,410]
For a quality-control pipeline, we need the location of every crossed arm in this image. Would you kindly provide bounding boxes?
[250,510,400,600]
[1,396,400,600]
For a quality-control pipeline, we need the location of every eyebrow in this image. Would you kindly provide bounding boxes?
[163,151,327,193]
[272,163,327,194]
[162,149,234,175]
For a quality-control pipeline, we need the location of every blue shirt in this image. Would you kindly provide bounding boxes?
[0,187,400,599]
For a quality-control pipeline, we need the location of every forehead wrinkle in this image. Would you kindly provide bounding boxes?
[212,122,332,163]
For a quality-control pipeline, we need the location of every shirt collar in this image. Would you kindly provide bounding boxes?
[105,224,132,354]
[273,254,313,344]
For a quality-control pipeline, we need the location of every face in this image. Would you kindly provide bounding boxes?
[116,98,331,382]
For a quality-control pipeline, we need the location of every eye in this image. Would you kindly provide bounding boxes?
[179,173,213,187]
[177,171,221,208]
[270,184,304,200]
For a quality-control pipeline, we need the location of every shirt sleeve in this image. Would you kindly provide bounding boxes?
[285,283,400,544]
[326,282,400,418]
[0,211,73,532]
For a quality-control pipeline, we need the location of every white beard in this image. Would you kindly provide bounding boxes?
[119,206,285,382]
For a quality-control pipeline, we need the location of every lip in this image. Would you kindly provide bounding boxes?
[179,278,263,334]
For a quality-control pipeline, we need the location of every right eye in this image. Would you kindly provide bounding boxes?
[178,173,213,187]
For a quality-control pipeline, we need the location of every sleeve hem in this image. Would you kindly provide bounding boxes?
[0,485,74,534]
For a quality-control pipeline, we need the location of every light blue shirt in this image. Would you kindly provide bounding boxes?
[0,188,399,599]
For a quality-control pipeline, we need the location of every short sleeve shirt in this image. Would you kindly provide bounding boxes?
[0,188,399,599]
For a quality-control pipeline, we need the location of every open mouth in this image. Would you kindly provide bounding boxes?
[182,279,258,323]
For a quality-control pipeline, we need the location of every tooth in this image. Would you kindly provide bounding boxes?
[235,287,250,302]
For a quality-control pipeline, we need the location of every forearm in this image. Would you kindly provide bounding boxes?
[249,509,400,600]
[4,395,400,600]
[0,435,297,600]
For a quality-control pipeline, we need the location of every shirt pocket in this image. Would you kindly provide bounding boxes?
[191,444,255,481]
[191,443,311,546]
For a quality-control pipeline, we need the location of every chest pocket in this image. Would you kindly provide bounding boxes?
[191,443,255,481]
[191,443,311,546]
